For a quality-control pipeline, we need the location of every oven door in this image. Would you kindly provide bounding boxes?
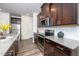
[38,35,44,46]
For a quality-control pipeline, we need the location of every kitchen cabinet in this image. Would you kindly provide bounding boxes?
[5,41,16,56]
[60,3,77,25]
[37,3,51,27]
[37,12,42,27]
[15,35,20,55]
[44,38,71,56]
[54,48,67,56]
[50,3,77,25]
[34,33,79,56]
[5,35,20,56]
[38,3,77,27]
[50,3,59,25]
[41,3,51,18]
[37,4,51,27]
[44,39,55,56]
[34,33,38,44]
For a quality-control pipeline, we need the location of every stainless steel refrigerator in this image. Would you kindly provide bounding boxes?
[10,17,21,48]
[11,24,20,34]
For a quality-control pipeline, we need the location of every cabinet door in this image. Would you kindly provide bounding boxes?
[50,3,77,25]
[34,33,38,44]
[5,42,16,56]
[44,39,55,56]
[50,3,58,25]
[57,4,63,25]
[37,13,41,27]
[71,3,77,24]
[54,48,67,56]
[15,39,19,55]
[61,3,77,25]
[41,3,50,18]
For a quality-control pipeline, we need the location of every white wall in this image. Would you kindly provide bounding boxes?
[33,12,38,33]
[21,15,33,40]
[0,12,10,34]
[32,12,38,42]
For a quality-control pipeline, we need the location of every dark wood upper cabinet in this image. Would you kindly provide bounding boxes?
[41,3,51,18]
[37,12,42,27]
[60,3,77,25]
[38,3,77,26]
[50,3,60,25]
[50,3,77,25]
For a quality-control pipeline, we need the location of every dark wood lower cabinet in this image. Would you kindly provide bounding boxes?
[34,34,74,56]
[44,38,71,56]
[5,42,16,56]
[44,39,55,56]
[44,43,55,56]
[54,48,67,56]
[34,33,38,44]
[15,40,19,55]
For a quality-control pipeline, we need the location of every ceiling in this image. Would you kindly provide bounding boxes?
[0,3,43,16]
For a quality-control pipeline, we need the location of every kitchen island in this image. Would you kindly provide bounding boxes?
[0,33,20,56]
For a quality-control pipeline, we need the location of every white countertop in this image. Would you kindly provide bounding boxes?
[0,33,19,56]
[45,36,79,50]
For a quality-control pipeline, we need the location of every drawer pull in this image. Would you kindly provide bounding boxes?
[56,46,64,51]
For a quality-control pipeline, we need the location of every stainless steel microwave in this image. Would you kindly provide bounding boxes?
[41,17,52,27]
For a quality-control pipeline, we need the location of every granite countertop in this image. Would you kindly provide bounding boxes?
[39,33,79,50]
[0,33,19,56]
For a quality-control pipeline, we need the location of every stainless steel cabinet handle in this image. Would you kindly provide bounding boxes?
[56,46,64,51]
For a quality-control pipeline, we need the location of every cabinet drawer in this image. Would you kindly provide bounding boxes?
[53,42,71,56]
[45,39,71,56]
[55,45,71,55]
[54,48,68,56]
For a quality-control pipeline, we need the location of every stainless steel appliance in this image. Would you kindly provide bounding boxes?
[10,17,21,48]
[11,24,20,34]
[41,17,52,27]
[37,34,44,52]
[10,17,21,34]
